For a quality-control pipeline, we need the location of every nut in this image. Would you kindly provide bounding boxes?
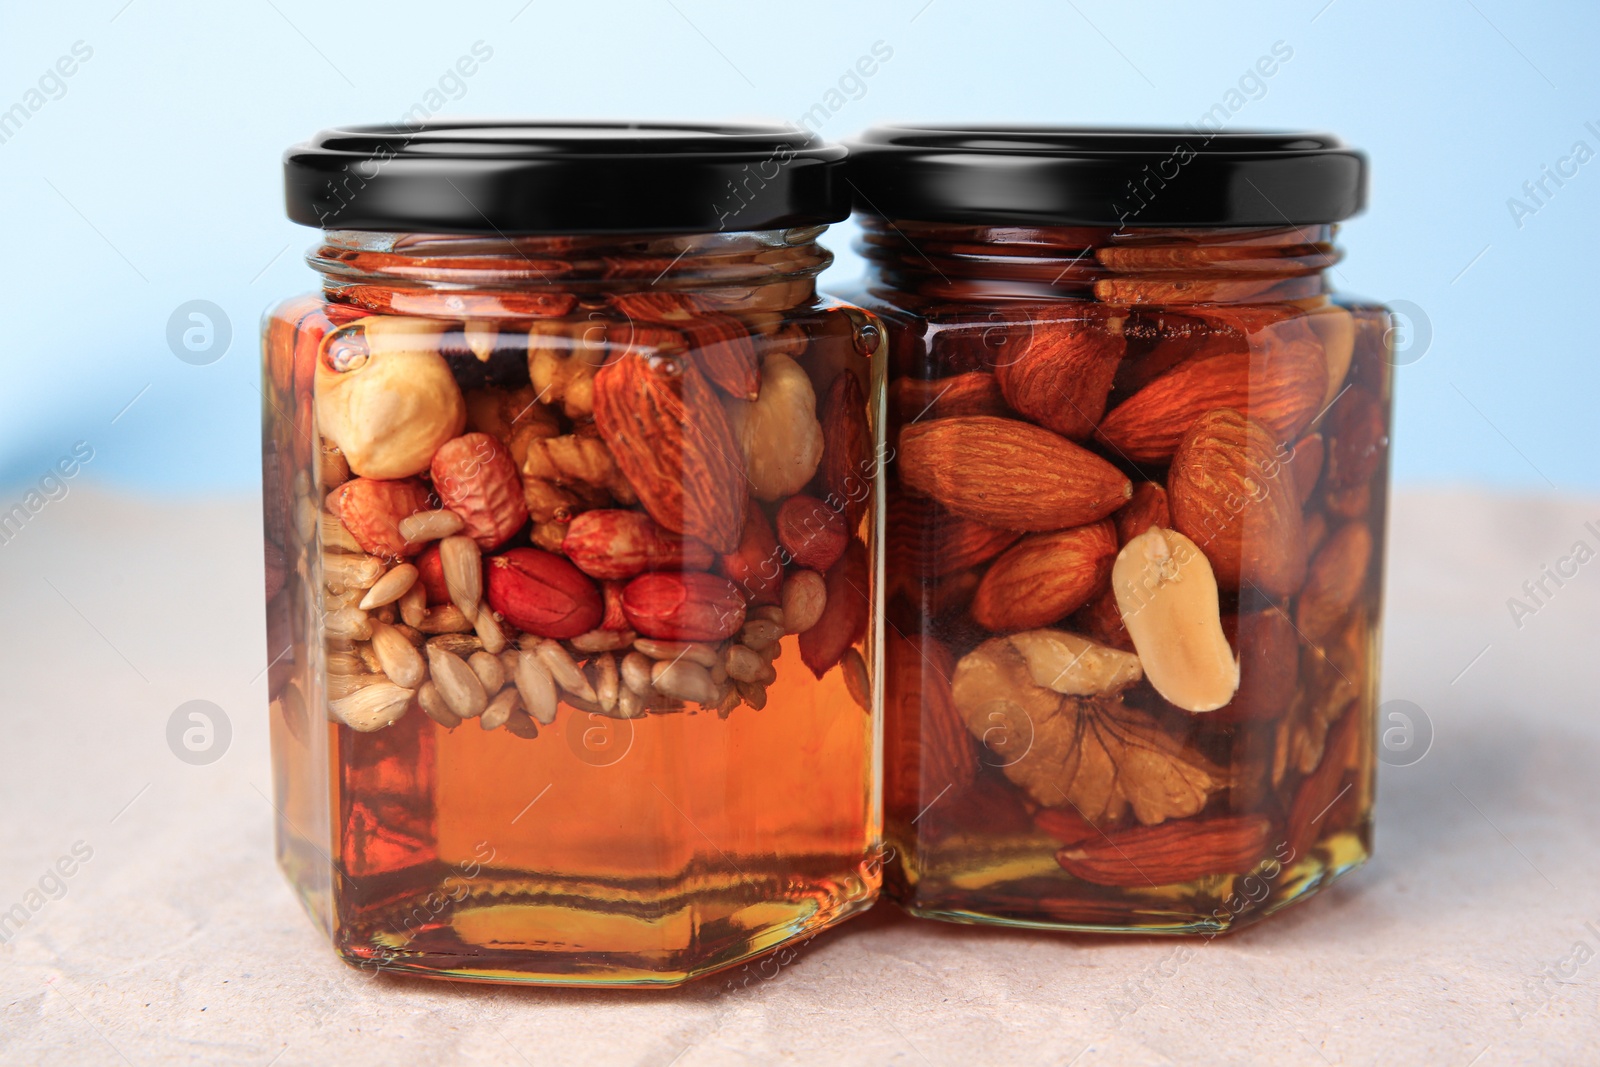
[595,653,619,714]
[331,478,435,558]
[951,631,1223,821]
[325,606,372,641]
[473,605,508,654]
[568,628,636,653]
[1111,527,1239,713]
[426,633,483,657]
[620,572,746,642]
[593,348,747,551]
[328,682,413,732]
[718,508,785,605]
[417,604,474,634]
[438,535,484,622]
[899,416,1131,532]
[1168,408,1306,597]
[725,645,766,684]
[1055,815,1272,887]
[1113,482,1170,546]
[609,294,761,400]
[634,639,720,668]
[562,509,716,580]
[469,650,506,695]
[840,647,870,711]
[798,539,868,678]
[887,492,1020,579]
[883,631,975,816]
[776,494,849,571]
[314,316,466,478]
[486,548,603,639]
[818,371,873,527]
[416,681,461,729]
[398,582,427,628]
[1305,303,1356,408]
[324,553,384,591]
[431,433,529,550]
[738,618,785,651]
[535,639,597,702]
[651,658,718,705]
[721,352,824,502]
[1295,521,1372,642]
[780,569,826,634]
[370,621,426,689]
[888,371,1010,424]
[972,520,1117,632]
[320,512,365,554]
[396,508,465,544]
[358,563,418,610]
[994,311,1124,440]
[427,645,488,718]
[511,650,559,725]
[1003,629,1143,697]
[480,687,521,731]
[1286,433,1325,506]
[1095,324,1327,463]
[620,651,654,694]
[1217,606,1299,722]
[414,543,450,605]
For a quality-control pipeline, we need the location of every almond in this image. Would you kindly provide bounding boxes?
[884,631,975,817]
[561,509,716,581]
[592,348,747,552]
[887,491,1019,579]
[486,547,603,639]
[888,371,1010,424]
[1321,386,1388,501]
[1216,605,1299,722]
[1168,408,1306,598]
[799,538,869,677]
[1096,318,1327,462]
[776,494,849,571]
[1113,481,1170,545]
[331,477,435,558]
[429,433,529,550]
[1295,521,1372,642]
[898,416,1131,532]
[620,571,746,642]
[1286,433,1325,506]
[1055,814,1272,887]
[818,371,873,527]
[994,311,1124,440]
[609,293,760,401]
[972,520,1116,631]
[1287,705,1363,856]
[717,507,784,606]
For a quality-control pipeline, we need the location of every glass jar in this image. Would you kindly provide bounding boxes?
[845,127,1390,933]
[262,123,884,984]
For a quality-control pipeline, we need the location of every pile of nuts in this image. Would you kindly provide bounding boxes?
[883,272,1389,889]
[286,303,873,739]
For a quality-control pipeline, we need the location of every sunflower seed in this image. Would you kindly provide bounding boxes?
[359,563,419,610]
[427,646,488,718]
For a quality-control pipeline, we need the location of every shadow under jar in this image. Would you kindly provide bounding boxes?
[845,127,1392,934]
[261,124,885,985]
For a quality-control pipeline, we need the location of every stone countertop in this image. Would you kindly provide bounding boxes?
[1,488,1596,1066]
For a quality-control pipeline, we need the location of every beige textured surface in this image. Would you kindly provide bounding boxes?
[2,488,1598,1066]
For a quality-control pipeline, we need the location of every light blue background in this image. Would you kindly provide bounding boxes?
[1,0,1594,494]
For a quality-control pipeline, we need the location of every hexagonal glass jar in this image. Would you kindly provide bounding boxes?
[261,124,884,985]
[845,127,1392,934]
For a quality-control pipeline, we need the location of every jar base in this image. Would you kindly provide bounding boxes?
[891,827,1371,936]
[321,861,879,987]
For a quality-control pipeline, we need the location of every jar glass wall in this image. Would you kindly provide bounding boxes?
[262,126,883,985]
[849,142,1391,934]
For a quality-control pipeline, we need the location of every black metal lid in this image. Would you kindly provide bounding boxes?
[284,121,850,235]
[845,126,1367,227]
